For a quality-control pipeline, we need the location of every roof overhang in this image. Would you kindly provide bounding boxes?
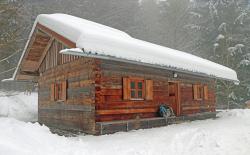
[12,23,76,81]
[60,48,240,84]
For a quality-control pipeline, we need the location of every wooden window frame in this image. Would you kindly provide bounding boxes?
[130,78,145,100]
[51,80,67,102]
[193,84,209,101]
[123,77,153,101]
[193,84,203,100]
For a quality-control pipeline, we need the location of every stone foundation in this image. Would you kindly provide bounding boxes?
[95,112,216,135]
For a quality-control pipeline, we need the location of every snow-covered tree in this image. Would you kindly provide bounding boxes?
[133,0,199,52]
[192,0,250,107]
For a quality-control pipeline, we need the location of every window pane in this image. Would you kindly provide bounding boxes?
[131,81,135,89]
[138,91,142,98]
[138,82,143,89]
[131,90,136,98]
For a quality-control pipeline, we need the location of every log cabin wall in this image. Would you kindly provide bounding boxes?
[38,39,96,134]
[36,37,215,132]
[180,82,215,115]
[95,59,216,122]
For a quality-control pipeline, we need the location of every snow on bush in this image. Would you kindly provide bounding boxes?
[240,59,250,66]
[0,91,37,122]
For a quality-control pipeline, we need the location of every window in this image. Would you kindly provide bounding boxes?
[123,77,153,100]
[197,84,202,99]
[193,84,202,100]
[56,83,63,100]
[193,84,209,100]
[51,80,67,101]
[130,80,144,99]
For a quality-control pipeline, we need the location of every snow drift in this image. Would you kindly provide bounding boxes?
[0,91,37,122]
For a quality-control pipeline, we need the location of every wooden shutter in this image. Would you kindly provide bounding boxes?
[204,85,209,100]
[123,77,131,100]
[61,80,67,101]
[55,83,58,101]
[146,80,153,100]
[193,84,198,100]
[51,83,55,101]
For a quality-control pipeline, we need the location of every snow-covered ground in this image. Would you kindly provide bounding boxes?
[0,91,250,155]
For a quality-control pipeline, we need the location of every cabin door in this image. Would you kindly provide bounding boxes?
[168,82,180,116]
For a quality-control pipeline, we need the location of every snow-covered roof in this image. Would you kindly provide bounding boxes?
[13,13,239,82]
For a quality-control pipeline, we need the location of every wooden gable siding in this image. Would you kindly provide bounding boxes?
[37,23,76,48]
[17,23,78,81]
[17,29,51,79]
[94,59,216,122]
[25,34,51,62]
[39,39,80,73]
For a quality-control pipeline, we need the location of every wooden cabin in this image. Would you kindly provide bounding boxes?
[13,14,239,135]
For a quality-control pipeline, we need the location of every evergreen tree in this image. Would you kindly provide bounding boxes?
[193,0,250,107]
[0,0,24,80]
[157,0,198,51]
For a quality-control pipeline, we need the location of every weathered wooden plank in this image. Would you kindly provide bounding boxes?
[96,108,157,115]
[40,104,95,112]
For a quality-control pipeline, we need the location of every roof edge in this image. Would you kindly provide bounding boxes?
[12,20,38,81]
[60,48,240,84]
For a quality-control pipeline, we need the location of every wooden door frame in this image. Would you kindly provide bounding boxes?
[168,81,181,116]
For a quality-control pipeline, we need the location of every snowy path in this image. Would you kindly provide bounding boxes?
[0,92,250,155]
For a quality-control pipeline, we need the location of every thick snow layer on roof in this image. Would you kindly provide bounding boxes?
[16,13,239,82]
[36,14,131,42]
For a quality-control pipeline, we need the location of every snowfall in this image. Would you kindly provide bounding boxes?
[0,91,249,155]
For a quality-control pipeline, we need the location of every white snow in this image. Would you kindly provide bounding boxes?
[228,47,237,56]
[214,43,219,47]
[1,78,14,82]
[0,92,250,155]
[189,11,202,18]
[216,34,225,41]
[228,44,245,56]
[234,12,247,25]
[218,22,227,32]
[0,109,250,154]
[240,59,250,66]
[0,91,37,122]
[14,13,239,83]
